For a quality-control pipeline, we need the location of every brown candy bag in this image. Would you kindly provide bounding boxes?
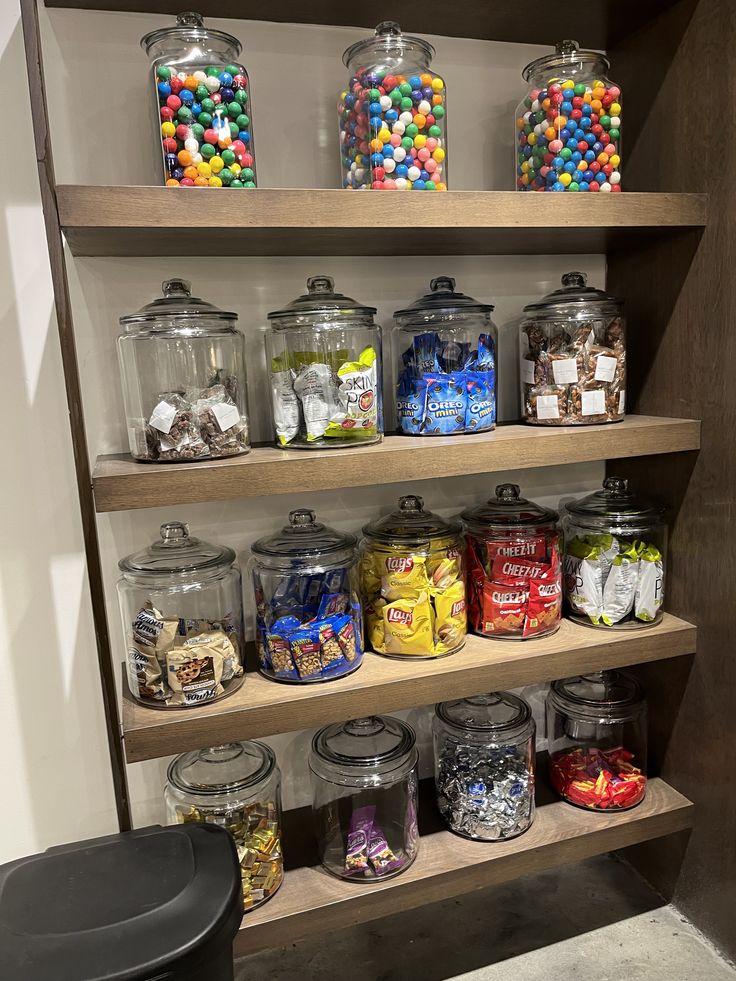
[166,630,230,706]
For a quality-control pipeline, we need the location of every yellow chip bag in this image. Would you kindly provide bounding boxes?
[433,580,467,652]
[365,598,387,652]
[383,590,434,656]
[379,552,429,593]
[427,551,461,591]
[360,551,382,599]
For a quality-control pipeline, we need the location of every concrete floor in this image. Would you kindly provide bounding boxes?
[235,855,735,981]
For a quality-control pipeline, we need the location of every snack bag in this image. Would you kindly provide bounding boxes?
[132,604,178,651]
[315,592,349,619]
[365,598,387,652]
[367,823,403,876]
[635,544,664,622]
[127,644,168,702]
[266,631,297,680]
[383,590,434,655]
[492,554,550,584]
[317,623,347,672]
[379,552,429,593]
[325,346,379,438]
[345,805,376,873]
[601,542,640,625]
[486,537,547,564]
[433,579,467,651]
[293,362,343,441]
[465,539,488,631]
[421,374,466,435]
[166,631,230,706]
[289,627,323,679]
[427,550,461,591]
[523,578,562,638]
[464,372,495,432]
[481,582,528,635]
[564,538,606,624]
[412,331,441,374]
[327,613,359,662]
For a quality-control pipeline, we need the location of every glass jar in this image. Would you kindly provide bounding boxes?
[520,271,626,426]
[309,716,419,881]
[165,742,282,911]
[266,276,383,449]
[461,484,561,640]
[516,39,622,193]
[546,671,647,810]
[393,277,497,436]
[117,521,244,708]
[142,12,256,188]
[360,494,467,658]
[248,509,363,683]
[339,21,448,191]
[433,693,536,840]
[117,279,250,462]
[562,477,667,628]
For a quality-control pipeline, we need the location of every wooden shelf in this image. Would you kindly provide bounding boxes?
[122,613,696,763]
[94,416,701,513]
[56,187,707,258]
[234,776,693,955]
[44,0,679,50]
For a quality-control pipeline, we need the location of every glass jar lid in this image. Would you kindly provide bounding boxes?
[549,670,645,722]
[118,521,235,577]
[523,271,622,316]
[342,21,435,70]
[312,716,416,769]
[564,477,665,533]
[436,692,532,736]
[267,275,376,328]
[167,742,275,797]
[522,39,610,83]
[362,494,461,545]
[141,11,242,57]
[251,509,357,566]
[120,279,237,330]
[461,483,558,534]
[394,276,494,324]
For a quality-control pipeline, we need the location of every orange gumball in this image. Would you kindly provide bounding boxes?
[413,114,426,129]
[420,73,432,86]
[431,94,443,106]
[194,176,209,186]
[435,182,447,191]
[165,178,180,186]
[183,165,198,180]
[184,75,198,91]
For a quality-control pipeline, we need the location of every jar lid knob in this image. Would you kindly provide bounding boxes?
[430,275,456,293]
[306,275,334,294]
[375,20,402,36]
[398,494,424,512]
[344,717,384,736]
[561,271,587,288]
[555,39,579,55]
[289,508,316,527]
[162,278,192,298]
[603,476,628,496]
[176,11,205,27]
[495,483,520,501]
[160,521,190,542]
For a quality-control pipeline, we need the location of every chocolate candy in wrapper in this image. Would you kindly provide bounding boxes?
[383,590,434,656]
[367,824,403,876]
[345,804,375,873]
[635,545,664,622]
[289,627,323,679]
[601,544,640,625]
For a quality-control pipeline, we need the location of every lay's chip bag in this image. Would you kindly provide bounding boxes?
[383,591,434,656]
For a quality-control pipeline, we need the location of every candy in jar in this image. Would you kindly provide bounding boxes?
[516,40,622,193]
[142,12,256,188]
[248,509,364,683]
[360,495,466,658]
[461,484,562,640]
[394,277,497,436]
[433,693,536,840]
[546,671,647,810]
[562,478,666,628]
[339,21,448,191]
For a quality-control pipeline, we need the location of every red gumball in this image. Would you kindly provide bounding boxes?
[175,124,190,140]
[170,76,184,94]
[602,93,614,107]
[232,74,248,90]
[212,92,222,104]
[548,82,562,95]
[551,92,564,106]
[603,164,614,176]
[600,131,611,145]
[166,94,182,111]
[548,108,560,120]
[162,137,177,152]
[231,139,247,158]
[571,109,583,121]
[204,128,219,144]
[588,181,600,191]
[592,124,603,136]
[577,140,588,151]
[373,166,386,180]
[383,74,397,90]
[589,161,601,174]
[180,177,195,186]
[241,153,254,167]
[611,184,622,192]
[372,180,384,189]
[543,152,554,164]
[572,96,584,108]
[426,114,435,126]
[160,106,174,121]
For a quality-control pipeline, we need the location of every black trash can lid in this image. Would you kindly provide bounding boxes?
[0,824,243,981]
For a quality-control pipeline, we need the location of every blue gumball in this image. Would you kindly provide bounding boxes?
[218,71,233,86]
[239,130,250,143]
[371,152,383,166]
[396,163,409,178]
[552,182,566,191]
[180,89,194,104]
[566,138,578,150]
[382,144,394,158]
[572,151,583,163]
[413,179,426,189]
[563,160,576,174]
[561,101,573,114]
[585,133,597,146]
[579,182,590,191]
[157,82,171,98]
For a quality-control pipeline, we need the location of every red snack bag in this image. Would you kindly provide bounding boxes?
[523,578,562,637]
[465,538,488,631]
[492,555,551,584]
[486,536,547,564]
[481,581,528,635]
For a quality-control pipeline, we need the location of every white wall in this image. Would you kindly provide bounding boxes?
[0,0,606,857]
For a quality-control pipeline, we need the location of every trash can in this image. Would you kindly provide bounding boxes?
[0,824,243,981]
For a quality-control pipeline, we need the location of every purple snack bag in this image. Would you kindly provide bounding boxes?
[367,822,404,876]
[345,805,375,873]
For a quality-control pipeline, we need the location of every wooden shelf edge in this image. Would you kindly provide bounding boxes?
[94,417,701,513]
[122,614,696,763]
[233,777,693,956]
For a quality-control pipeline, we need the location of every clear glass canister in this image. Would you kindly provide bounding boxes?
[520,271,626,426]
[142,12,256,188]
[433,693,536,840]
[546,671,647,810]
[117,279,250,462]
[117,521,244,708]
[562,477,667,628]
[393,276,497,436]
[516,39,622,192]
[165,742,282,911]
[461,484,561,640]
[248,509,363,683]
[339,21,448,191]
[266,276,383,449]
[310,716,419,881]
[361,495,467,658]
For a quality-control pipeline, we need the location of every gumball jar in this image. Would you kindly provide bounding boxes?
[516,39,622,193]
[339,21,448,191]
[142,12,257,188]
[394,276,497,436]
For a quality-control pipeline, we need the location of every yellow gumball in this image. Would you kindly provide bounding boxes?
[559,172,572,186]
[197,161,212,178]
[527,132,537,146]
[208,176,223,187]
[161,121,176,137]
[610,102,622,116]
[230,162,242,176]
[432,147,445,163]
[609,154,621,168]
[431,77,444,92]
[210,156,224,174]
[414,135,427,149]
[521,161,529,174]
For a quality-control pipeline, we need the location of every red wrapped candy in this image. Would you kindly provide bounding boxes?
[550,745,646,810]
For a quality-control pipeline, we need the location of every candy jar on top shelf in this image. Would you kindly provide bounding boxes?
[339,21,448,191]
[516,40,622,193]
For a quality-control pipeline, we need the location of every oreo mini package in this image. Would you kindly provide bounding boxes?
[464,372,495,433]
[421,374,466,435]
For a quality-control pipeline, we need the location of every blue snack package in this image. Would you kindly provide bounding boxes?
[438,338,471,373]
[289,625,324,679]
[315,592,350,619]
[475,333,496,371]
[255,620,271,671]
[266,630,298,679]
[422,373,466,435]
[300,574,324,619]
[396,368,427,435]
[272,575,304,620]
[323,567,348,595]
[271,614,302,635]
[465,371,496,432]
[326,612,360,663]
[412,331,441,373]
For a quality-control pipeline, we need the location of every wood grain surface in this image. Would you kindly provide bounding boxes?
[43,0,680,49]
[93,417,701,513]
[55,187,707,258]
[122,613,696,763]
[233,777,693,956]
